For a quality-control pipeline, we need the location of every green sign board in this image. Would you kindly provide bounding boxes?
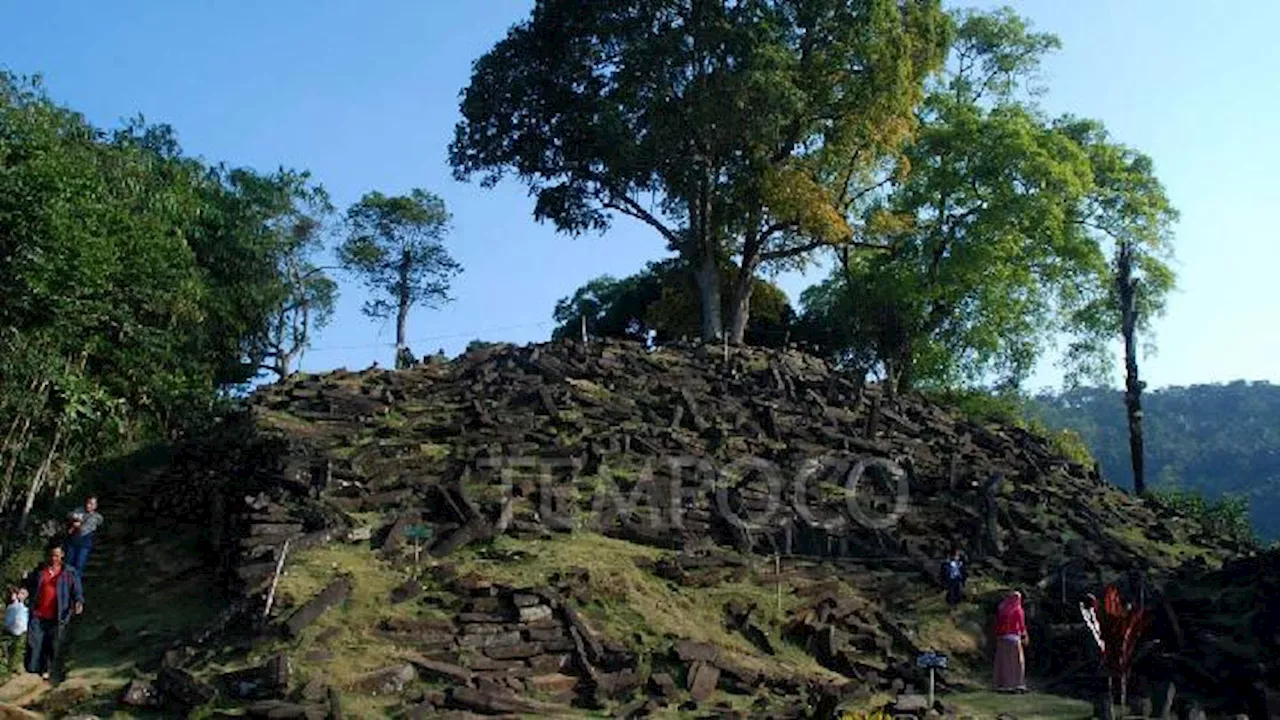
[405,524,434,540]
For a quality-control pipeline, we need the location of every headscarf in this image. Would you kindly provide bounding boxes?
[995,591,1025,635]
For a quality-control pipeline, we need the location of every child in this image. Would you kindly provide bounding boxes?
[2,587,28,681]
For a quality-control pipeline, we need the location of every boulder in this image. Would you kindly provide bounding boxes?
[389,578,423,604]
[283,577,352,638]
[156,666,216,709]
[894,694,930,713]
[675,640,720,664]
[0,704,42,720]
[687,661,720,702]
[351,664,417,696]
[119,679,161,708]
[244,700,327,720]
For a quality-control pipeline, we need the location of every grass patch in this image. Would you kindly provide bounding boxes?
[268,543,442,698]
[947,690,1093,720]
[418,443,452,461]
[905,587,990,678]
[567,378,611,400]
[449,533,842,684]
[253,409,317,436]
[1105,525,1220,569]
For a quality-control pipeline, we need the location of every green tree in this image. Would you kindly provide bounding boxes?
[338,189,462,368]
[451,0,950,344]
[0,71,326,528]
[552,259,795,347]
[225,168,339,380]
[1029,382,1276,540]
[797,8,1118,394]
[1054,123,1177,495]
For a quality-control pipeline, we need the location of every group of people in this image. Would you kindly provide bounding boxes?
[940,547,1030,693]
[2,496,100,683]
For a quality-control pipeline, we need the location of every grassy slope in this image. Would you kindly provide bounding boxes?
[0,517,223,717]
[0,495,1107,720]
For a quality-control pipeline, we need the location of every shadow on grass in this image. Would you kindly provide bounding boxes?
[49,522,227,715]
[947,690,1094,720]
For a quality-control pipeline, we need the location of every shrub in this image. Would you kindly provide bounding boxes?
[1149,486,1257,546]
[0,542,46,589]
[928,388,1096,467]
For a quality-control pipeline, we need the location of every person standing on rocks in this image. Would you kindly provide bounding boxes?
[24,545,84,681]
[942,548,967,606]
[993,590,1029,693]
[63,495,103,579]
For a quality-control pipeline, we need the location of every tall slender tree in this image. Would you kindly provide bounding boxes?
[338,189,462,368]
[1060,121,1177,495]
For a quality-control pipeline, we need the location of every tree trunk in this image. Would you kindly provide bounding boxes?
[17,427,61,534]
[0,415,32,512]
[695,248,723,342]
[727,269,755,346]
[395,250,413,368]
[888,344,914,398]
[1117,245,1145,495]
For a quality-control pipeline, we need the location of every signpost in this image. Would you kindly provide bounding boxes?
[916,651,948,708]
[405,524,434,577]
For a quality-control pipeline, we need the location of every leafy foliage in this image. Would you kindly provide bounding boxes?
[795,8,1116,392]
[926,388,1094,468]
[337,189,462,365]
[1057,122,1178,383]
[0,71,329,528]
[1028,382,1280,540]
[552,259,795,347]
[1147,487,1255,546]
[1097,585,1151,707]
[241,169,338,380]
[451,0,951,341]
[794,7,1176,402]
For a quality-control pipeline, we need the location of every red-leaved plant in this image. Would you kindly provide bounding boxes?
[1098,584,1151,708]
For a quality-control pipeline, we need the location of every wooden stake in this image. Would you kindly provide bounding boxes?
[775,553,782,615]
[262,537,291,621]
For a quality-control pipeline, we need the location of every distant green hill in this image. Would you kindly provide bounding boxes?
[1027,381,1280,540]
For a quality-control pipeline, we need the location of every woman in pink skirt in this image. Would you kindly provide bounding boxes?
[993,591,1029,692]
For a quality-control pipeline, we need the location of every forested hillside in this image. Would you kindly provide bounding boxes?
[1029,381,1280,539]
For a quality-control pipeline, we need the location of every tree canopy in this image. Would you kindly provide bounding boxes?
[794,8,1174,396]
[0,71,334,527]
[551,259,795,347]
[337,189,462,367]
[1029,382,1279,540]
[451,0,952,343]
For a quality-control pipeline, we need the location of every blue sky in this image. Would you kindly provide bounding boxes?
[3,1,1276,391]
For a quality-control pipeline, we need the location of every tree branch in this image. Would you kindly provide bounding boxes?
[599,193,681,246]
[761,237,890,263]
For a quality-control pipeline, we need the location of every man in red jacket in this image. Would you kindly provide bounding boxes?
[24,545,83,681]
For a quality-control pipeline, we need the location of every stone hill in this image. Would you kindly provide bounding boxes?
[130,340,1272,718]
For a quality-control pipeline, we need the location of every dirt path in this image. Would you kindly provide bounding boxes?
[0,471,223,717]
